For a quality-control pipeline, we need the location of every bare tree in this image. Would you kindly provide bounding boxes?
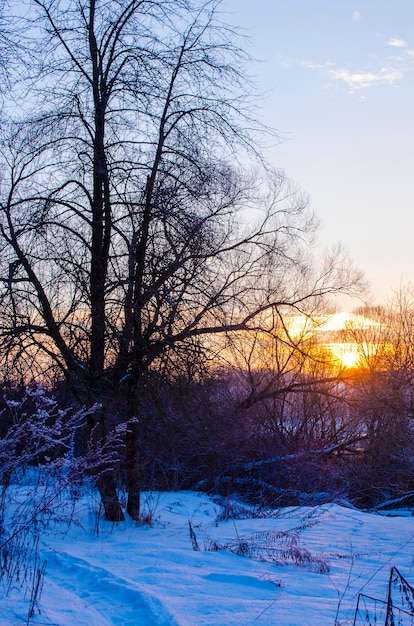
[0,0,363,520]
[350,291,414,455]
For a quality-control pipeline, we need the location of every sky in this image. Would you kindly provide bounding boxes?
[222,0,414,309]
[5,1,413,311]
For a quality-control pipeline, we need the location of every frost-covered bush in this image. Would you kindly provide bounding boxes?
[0,384,102,618]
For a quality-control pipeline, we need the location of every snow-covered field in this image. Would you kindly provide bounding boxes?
[2,489,414,625]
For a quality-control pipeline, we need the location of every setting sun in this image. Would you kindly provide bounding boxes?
[312,312,382,370]
[336,345,360,369]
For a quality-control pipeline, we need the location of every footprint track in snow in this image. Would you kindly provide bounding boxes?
[43,547,179,626]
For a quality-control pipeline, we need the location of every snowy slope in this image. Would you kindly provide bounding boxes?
[2,491,414,625]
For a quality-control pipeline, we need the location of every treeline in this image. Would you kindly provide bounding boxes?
[2,314,414,511]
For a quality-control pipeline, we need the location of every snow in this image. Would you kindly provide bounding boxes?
[2,489,414,625]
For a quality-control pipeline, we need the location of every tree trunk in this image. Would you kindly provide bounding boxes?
[87,3,123,521]
[126,418,141,520]
[97,474,125,522]
[86,404,125,522]
[125,370,143,520]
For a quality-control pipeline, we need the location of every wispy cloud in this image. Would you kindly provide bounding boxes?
[387,38,408,48]
[300,59,404,91]
[352,11,361,22]
[295,32,414,96]
[298,35,414,93]
[328,67,403,89]
[301,61,335,70]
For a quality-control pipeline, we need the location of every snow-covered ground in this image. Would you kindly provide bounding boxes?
[2,489,414,625]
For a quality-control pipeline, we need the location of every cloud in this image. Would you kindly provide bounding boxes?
[352,11,361,21]
[298,34,412,94]
[328,67,403,89]
[301,61,335,70]
[387,38,408,48]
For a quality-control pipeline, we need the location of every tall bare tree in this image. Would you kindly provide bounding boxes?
[0,0,363,520]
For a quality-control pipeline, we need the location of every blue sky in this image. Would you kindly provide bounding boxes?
[7,1,412,308]
[223,0,414,308]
